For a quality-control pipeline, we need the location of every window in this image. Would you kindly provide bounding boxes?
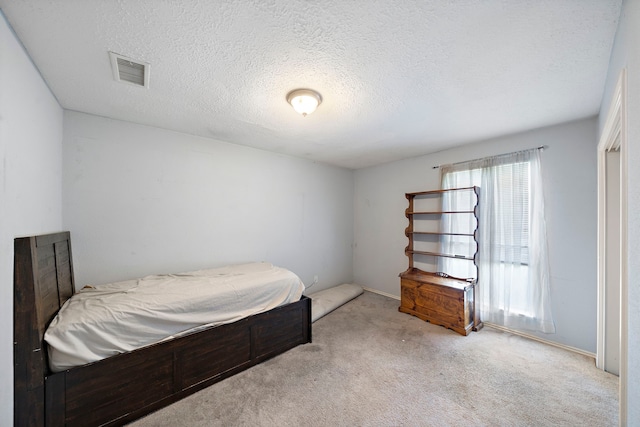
[439,148,555,333]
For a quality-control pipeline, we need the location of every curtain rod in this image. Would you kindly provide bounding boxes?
[432,145,547,169]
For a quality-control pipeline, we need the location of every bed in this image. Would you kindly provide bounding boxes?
[13,231,312,426]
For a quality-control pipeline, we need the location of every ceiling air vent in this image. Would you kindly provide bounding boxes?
[109,52,150,88]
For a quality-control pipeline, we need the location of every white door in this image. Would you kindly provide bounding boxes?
[596,68,628,425]
[604,150,620,375]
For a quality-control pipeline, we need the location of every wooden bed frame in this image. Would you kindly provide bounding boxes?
[14,232,312,426]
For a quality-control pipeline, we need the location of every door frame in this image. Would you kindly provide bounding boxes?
[596,68,627,425]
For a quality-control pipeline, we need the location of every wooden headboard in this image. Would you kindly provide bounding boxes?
[14,231,75,426]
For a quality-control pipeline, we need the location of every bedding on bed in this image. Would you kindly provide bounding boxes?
[44,262,305,372]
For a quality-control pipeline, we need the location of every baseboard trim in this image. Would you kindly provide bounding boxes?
[360,288,594,359]
[485,323,596,359]
[361,286,400,301]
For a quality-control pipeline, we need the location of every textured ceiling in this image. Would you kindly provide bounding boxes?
[0,0,622,169]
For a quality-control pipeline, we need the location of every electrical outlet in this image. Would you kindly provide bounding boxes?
[313,275,318,284]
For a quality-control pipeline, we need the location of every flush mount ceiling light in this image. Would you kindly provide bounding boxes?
[286,89,322,117]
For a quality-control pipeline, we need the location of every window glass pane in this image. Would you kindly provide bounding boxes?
[442,161,532,314]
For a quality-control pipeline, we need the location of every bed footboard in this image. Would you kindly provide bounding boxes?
[46,296,311,426]
[14,232,312,426]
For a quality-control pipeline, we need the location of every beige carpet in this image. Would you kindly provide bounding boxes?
[130,291,618,426]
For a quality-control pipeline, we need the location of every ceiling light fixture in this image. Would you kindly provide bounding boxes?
[287,89,322,117]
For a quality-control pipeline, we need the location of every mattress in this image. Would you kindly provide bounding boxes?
[45,262,305,372]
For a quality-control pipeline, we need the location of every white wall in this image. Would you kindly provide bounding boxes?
[354,117,598,353]
[0,12,64,425]
[63,111,353,292]
[599,0,640,423]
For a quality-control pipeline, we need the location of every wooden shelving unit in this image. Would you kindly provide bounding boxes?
[399,186,483,336]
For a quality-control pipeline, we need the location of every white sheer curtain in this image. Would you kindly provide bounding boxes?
[439,148,555,333]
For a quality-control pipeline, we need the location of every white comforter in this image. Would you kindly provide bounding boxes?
[45,262,305,372]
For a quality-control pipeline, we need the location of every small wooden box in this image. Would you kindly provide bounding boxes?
[399,268,477,336]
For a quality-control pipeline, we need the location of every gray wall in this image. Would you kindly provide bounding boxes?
[63,111,354,293]
[598,0,640,423]
[354,117,599,353]
[0,12,64,425]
